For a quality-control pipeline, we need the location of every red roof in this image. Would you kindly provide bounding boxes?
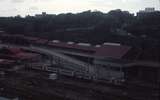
[1,47,40,60]
[24,36,39,41]
[0,34,131,59]
[48,42,131,59]
[8,48,22,54]
[48,42,95,52]
[94,45,131,59]
[35,38,48,44]
[14,52,40,60]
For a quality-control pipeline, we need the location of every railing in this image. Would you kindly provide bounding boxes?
[0,43,97,79]
[30,46,96,76]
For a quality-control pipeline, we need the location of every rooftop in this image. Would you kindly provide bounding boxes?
[48,41,131,59]
[0,59,15,65]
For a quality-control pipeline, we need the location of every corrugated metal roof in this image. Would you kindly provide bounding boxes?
[0,34,131,59]
[35,39,48,44]
[8,48,22,54]
[0,47,40,60]
[14,52,40,60]
[48,42,95,52]
[48,42,131,59]
[94,45,131,59]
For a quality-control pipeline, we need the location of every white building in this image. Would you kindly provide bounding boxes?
[35,12,55,18]
[137,7,157,17]
[145,7,155,12]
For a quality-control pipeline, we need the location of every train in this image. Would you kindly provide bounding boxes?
[27,63,93,80]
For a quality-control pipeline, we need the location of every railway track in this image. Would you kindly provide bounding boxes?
[0,70,158,100]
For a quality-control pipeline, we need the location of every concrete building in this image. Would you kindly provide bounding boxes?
[35,12,56,18]
[0,34,159,84]
[46,41,134,82]
[137,7,158,17]
[138,7,155,13]
[144,7,155,12]
[45,40,160,84]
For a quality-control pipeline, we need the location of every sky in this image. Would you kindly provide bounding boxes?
[0,0,159,16]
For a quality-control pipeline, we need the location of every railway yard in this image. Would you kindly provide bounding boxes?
[0,67,159,100]
[0,33,159,100]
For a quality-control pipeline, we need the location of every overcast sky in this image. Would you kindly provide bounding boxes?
[0,0,159,16]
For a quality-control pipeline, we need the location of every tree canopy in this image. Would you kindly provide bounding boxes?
[0,9,160,45]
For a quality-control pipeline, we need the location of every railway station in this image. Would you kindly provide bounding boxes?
[0,32,159,100]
